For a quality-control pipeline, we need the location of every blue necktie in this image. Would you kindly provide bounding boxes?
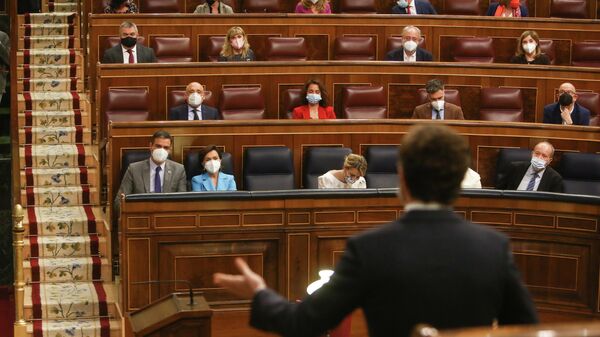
[154,166,162,193]
[526,172,538,191]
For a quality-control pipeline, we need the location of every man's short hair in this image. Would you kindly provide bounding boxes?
[402,25,421,37]
[399,124,469,205]
[425,79,444,94]
[119,21,138,32]
[151,130,172,143]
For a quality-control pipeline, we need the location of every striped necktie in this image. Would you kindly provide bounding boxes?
[526,172,538,191]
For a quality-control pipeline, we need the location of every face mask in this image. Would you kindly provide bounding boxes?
[310,0,319,4]
[558,92,573,107]
[206,0,215,5]
[120,36,137,48]
[522,42,536,54]
[231,38,245,50]
[509,0,520,8]
[152,148,168,164]
[345,175,357,185]
[204,159,221,174]
[306,93,322,105]
[403,40,418,52]
[531,156,547,171]
[188,92,203,108]
[397,0,409,7]
[431,99,444,112]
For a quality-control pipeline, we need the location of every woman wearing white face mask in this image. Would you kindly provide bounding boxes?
[219,26,255,62]
[510,30,550,65]
[318,154,367,189]
[292,79,336,120]
[191,145,237,191]
[295,0,332,14]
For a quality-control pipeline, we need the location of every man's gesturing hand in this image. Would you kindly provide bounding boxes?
[213,257,267,299]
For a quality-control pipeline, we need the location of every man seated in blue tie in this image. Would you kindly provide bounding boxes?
[496,141,564,193]
[412,79,464,120]
[168,82,220,121]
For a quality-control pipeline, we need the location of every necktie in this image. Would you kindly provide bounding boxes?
[526,172,538,191]
[435,110,441,120]
[407,5,411,14]
[126,49,134,64]
[154,166,162,193]
[192,109,199,120]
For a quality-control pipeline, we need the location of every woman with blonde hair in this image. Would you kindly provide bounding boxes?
[295,0,332,14]
[318,154,367,189]
[219,26,255,62]
[510,30,550,65]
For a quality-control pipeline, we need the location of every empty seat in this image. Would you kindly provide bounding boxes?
[495,148,531,188]
[479,88,524,122]
[185,150,234,189]
[265,37,307,61]
[334,36,376,61]
[303,147,352,189]
[219,87,265,120]
[243,147,294,190]
[417,88,462,107]
[443,0,481,15]
[550,0,588,18]
[559,152,600,196]
[364,146,398,188]
[342,86,387,119]
[572,41,600,67]
[151,37,193,63]
[104,88,150,122]
[283,88,303,119]
[339,0,377,13]
[242,0,281,12]
[206,36,225,62]
[140,0,180,13]
[576,92,600,126]
[452,37,494,63]
[539,39,556,65]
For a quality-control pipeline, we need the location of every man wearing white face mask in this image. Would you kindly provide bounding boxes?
[496,141,564,193]
[392,0,437,14]
[168,82,220,121]
[412,79,464,120]
[385,26,433,62]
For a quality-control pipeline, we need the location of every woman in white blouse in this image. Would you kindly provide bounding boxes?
[318,154,367,189]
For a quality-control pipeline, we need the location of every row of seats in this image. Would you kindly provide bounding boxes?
[102,35,600,66]
[104,86,600,124]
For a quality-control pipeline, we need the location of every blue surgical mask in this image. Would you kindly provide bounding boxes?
[306,93,322,105]
[397,0,409,8]
[531,156,547,171]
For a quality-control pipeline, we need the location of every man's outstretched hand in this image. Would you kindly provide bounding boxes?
[213,257,267,299]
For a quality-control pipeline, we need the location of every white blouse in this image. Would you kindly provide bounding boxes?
[317,170,367,189]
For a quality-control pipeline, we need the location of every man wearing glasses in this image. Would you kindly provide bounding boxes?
[385,26,433,62]
[543,82,590,126]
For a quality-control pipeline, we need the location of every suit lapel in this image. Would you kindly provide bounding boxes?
[116,47,124,63]
[163,161,174,192]
[202,175,214,191]
[141,160,150,193]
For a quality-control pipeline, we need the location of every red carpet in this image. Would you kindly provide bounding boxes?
[0,286,15,337]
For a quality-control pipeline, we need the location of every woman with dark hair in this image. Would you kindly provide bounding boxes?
[191,145,237,191]
[292,80,336,119]
[510,30,550,65]
[104,0,138,13]
[486,0,528,17]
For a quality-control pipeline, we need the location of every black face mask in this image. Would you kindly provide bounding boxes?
[558,92,573,107]
[121,36,137,48]
[206,0,215,6]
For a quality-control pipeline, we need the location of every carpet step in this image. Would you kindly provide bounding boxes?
[19,144,97,168]
[18,92,89,112]
[19,126,91,145]
[18,24,79,38]
[24,206,108,237]
[24,282,117,320]
[25,235,106,259]
[17,49,83,66]
[18,35,79,50]
[26,318,121,337]
[18,78,83,92]
[45,2,79,13]
[17,12,77,26]
[17,64,83,81]
[18,109,90,128]
[23,256,111,283]
[20,186,99,207]
[20,167,98,189]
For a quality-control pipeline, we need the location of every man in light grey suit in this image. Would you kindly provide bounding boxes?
[102,21,157,64]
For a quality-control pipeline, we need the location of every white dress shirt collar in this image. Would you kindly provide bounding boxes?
[188,105,202,120]
[121,44,137,64]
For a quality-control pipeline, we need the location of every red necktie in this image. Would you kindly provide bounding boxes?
[407,6,411,14]
[126,49,134,64]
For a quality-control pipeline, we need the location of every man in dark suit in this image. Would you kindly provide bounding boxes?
[214,124,538,337]
[543,82,590,126]
[385,26,433,62]
[168,82,220,120]
[101,21,157,64]
[497,141,564,193]
[412,79,464,120]
[392,0,437,14]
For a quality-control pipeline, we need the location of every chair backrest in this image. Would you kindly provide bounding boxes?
[151,37,192,63]
[572,41,600,67]
[334,36,376,61]
[184,150,234,188]
[559,152,600,196]
[550,0,588,18]
[283,88,303,119]
[243,146,294,190]
[120,149,150,181]
[452,37,495,63]
[364,145,398,188]
[206,36,225,62]
[339,0,377,13]
[105,88,150,122]
[265,37,307,61]
[479,88,524,122]
[444,0,482,15]
[417,88,462,107]
[386,36,426,53]
[167,90,214,111]
[140,0,181,13]
[342,86,387,119]
[219,87,265,120]
[242,0,281,12]
[495,148,531,187]
[303,147,352,189]
[539,39,556,65]
[576,92,600,126]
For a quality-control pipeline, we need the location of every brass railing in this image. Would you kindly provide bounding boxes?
[12,204,25,330]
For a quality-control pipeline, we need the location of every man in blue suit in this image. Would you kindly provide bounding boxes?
[168,82,220,121]
[392,0,437,14]
[543,82,590,126]
[385,26,433,62]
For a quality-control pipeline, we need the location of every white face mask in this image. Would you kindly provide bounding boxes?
[345,175,357,185]
[431,99,444,112]
[204,159,221,174]
[310,0,319,4]
[403,40,418,52]
[231,38,245,50]
[397,0,409,7]
[187,92,203,108]
[152,148,168,164]
[306,93,322,105]
[531,156,547,171]
[522,42,536,54]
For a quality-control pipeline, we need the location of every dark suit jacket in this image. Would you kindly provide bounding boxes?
[412,102,464,120]
[250,210,538,337]
[392,0,437,14]
[101,44,157,64]
[168,104,220,120]
[486,3,529,16]
[542,102,591,126]
[496,161,564,192]
[385,47,433,61]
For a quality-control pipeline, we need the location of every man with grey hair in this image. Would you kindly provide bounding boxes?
[412,79,465,120]
[385,26,433,62]
[102,21,157,64]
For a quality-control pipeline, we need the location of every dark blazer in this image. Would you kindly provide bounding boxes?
[510,53,550,65]
[486,3,529,16]
[543,102,591,126]
[250,210,538,337]
[101,44,157,64]
[168,104,220,121]
[412,102,465,120]
[392,0,437,14]
[496,161,564,192]
[385,47,433,61]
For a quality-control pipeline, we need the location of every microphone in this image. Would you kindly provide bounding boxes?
[131,279,196,306]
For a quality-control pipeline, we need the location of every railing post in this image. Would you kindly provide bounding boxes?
[12,204,26,328]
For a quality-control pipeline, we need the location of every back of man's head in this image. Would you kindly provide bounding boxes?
[399,124,469,205]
